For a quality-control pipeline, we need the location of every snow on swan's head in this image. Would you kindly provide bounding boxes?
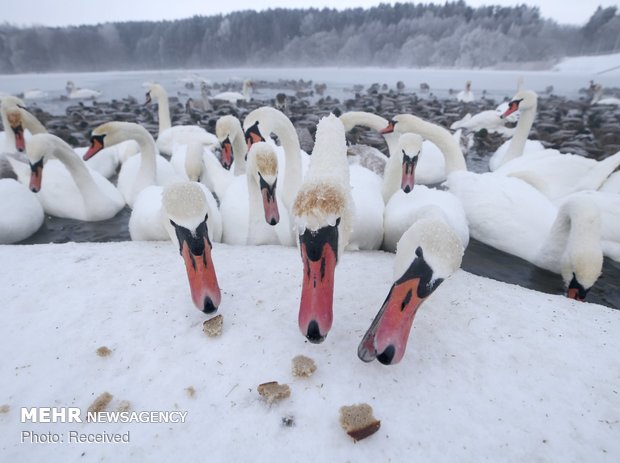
[359,211,464,365]
[247,141,280,226]
[293,114,352,344]
[162,181,221,315]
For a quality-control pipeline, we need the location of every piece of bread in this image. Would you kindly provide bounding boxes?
[87,392,113,419]
[339,403,381,441]
[257,381,291,404]
[292,355,317,377]
[203,314,223,337]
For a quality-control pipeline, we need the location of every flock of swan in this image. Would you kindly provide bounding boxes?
[1,82,619,365]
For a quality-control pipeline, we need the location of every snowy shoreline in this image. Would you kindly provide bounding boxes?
[1,241,619,461]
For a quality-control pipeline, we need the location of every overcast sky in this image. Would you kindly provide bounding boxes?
[3,0,617,28]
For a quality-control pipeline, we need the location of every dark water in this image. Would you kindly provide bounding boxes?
[16,208,619,310]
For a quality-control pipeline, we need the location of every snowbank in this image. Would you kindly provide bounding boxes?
[553,52,620,75]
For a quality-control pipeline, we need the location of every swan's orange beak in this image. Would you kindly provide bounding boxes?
[244,121,264,153]
[180,239,221,313]
[566,275,588,302]
[380,120,396,134]
[358,247,440,365]
[220,137,233,170]
[172,218,221,314]
[12,124,26,152]
[260,176,279,226]
[501,99,522,119]
[401,154,417,193]
[29,159,43,193]
[84,135,105,161]
[298,223,339,343]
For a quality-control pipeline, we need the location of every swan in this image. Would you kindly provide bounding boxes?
[23,89,48,100]
[0,178,44,244]
[450,101,518,137]
[83,121,178,207]
[382,133,469,253]
[492,91,620,199]
[161,182,222,314]
[383,114,604,300]
[211,79,253,104]
[26,133,125,221]
[220,141,293,246]
[292,114,353,343]
[456,80,475,102]
[215,115,247,174]
[339,110,447,185]
[243,106,305,214]
[358,213,464,365]
[65,81,101,99]
[145,83,218,156]
[1,96,46,153]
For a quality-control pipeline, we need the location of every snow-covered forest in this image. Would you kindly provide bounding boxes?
[0,1,618,73]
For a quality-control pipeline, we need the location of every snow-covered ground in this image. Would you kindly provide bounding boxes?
[553,52,620,75]
[1,241,618,462]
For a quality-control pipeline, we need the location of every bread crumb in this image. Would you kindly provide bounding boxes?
[203,315,223,337]
[292,355,317,377]
[117,400,131,412]
[96,346,112,357]
[0,404,9,414]
[339,403,381,442]
[87,392,113,419]
[257,381,291,404]
[185,386,196,398]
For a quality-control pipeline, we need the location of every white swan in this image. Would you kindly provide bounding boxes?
[145,83,218,156]
[83,121,178,207]
[358,213,464,365]
[26,133,125,221]
[162,181,222,314]
[488,91,620,200]
[65,81,101,99]
[243,107,305,214]
[0,178,44,244]
[220,142,293,246]
[292,114,353,343]
[1,96,46,153]
[340,110,447,185]
[211,79,253,104]
[215,115,247,174]
[382,133,469,252]
[456,80,475,102]
[384,114,604,300]
[450,101,518,138]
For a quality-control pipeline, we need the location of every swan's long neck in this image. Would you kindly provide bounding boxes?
[382,148,403,203]
[156,92,172,133]
[230,123,248,176]
[340,111,400,156]
[537,197,602,287]
[201,149,230,199]
[117,126,158,190]
[49,136,103,206]
[21,109,47,134]
[501,101,536,166]
[398,116,466,174]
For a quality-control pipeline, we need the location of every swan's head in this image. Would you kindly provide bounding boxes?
[184,143,206,183]
[380,114,418,135]
[246,142,280,226]
[145,83,166,105]
[243,120,266,153]
[397,133,423,193]
[4,107,26,152]
[292,115,352,343]
[501,90,537,119]
[84,121,149,160]
[215,115,243,170]
[560,197,603,302]
[359,213,464,365]
[162,182,222,314]
[25,133,71,193]
[65,81,75,94]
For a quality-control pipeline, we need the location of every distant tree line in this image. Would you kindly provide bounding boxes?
[0,1,618,73]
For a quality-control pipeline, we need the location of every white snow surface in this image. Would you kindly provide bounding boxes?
[552,52,620,75]
[0,241,619,462]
